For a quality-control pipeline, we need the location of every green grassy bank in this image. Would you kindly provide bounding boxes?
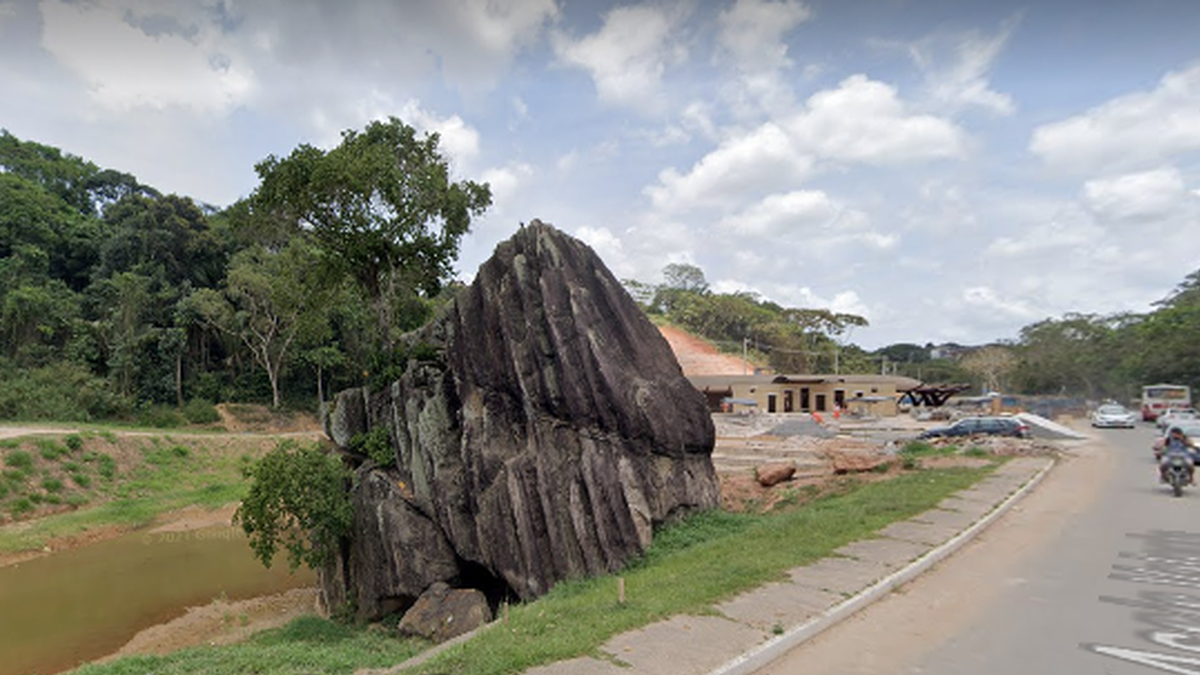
[68,446,1002,675]
[0,429,283,553]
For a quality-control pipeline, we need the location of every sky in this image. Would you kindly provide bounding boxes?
[1,0,1199,350]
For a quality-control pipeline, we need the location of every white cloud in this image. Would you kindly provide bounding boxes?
[1030,64,1200,172]
[986,219,1098,257]
[907,14,1018,115]
[1082,167,1187,223]
[575,225,625,267]
[788,75,968,165]
[481,162,534,207]
[397,100,482,169]
[681,101,718,141]
[717,0,810,73]
[509,95,529,130]
[39,0,255,113]
[645,122,812,212]
[715,0,810,117]
[246,0,557,90]
[903,179,980,235]
[451,0,559,63]
[721,189,837,236]
[552,4,688,113]
[961,286,1039,321]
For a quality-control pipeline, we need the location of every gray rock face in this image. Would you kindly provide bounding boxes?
[322,220,718,620]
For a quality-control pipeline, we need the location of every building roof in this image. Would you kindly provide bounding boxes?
[688,373,923,392]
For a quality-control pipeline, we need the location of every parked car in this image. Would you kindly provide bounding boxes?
[1091,404,1138,428]
[919,416,1030,440]
[1152,420,1200,459]
[1157,408,1200,429]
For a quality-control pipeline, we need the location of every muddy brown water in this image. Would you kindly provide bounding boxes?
[0,525,315,675]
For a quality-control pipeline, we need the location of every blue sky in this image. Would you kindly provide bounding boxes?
[2,0,1199,349]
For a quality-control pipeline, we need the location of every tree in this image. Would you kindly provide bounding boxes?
[662,262,709,294]
[98,193,229,290]
[252,117,492,351]
[188,240,332,408]
[1012,313,1129,398]
[960,345,1018,394]
[0,129,156,217]
[234,440,352,571]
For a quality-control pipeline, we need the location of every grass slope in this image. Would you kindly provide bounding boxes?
[70,454,999,675]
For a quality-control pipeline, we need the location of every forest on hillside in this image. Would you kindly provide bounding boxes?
[0,121,490,423]
[1,125,1197,423]
[625,262,1200,405]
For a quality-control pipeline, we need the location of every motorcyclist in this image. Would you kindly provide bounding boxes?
[1160,426,1196,485]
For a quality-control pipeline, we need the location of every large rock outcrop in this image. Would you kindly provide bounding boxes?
[321,220,719,621]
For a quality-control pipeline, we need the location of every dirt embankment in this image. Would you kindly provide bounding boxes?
[657,324,755,376]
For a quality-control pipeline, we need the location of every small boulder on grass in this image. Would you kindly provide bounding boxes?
[755,462,797,487]
[828,451,891,474]
[397,582,492,643]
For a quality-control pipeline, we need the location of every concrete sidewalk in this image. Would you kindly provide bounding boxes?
[521,456,1055,675]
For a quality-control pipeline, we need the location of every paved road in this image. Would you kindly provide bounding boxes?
[759,424,1200,675]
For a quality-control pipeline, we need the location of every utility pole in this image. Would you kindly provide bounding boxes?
[743,336,749,375]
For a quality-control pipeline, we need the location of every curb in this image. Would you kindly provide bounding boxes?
[706,457,1056,675]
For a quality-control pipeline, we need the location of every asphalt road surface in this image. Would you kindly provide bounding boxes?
[758,424,1200,675]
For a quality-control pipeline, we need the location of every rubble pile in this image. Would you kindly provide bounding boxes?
[919,435,1064,456]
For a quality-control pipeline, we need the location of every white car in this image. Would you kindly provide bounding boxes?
[1091,404,1137,428]
[1157,408,1200,429]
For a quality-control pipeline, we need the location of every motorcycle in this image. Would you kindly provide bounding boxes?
[1163,451,1194,497]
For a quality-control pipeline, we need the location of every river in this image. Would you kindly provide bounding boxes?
[0,524,316,675]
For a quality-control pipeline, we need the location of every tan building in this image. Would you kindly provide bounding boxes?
[688,373,922,418]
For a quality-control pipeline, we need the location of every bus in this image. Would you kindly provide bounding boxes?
[1141,384,1192,421]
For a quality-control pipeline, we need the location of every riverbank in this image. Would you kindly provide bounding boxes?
[0,410,323,559]
[100,503,320,659]
[0,416,325,675]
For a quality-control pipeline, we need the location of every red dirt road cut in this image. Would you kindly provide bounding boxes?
[657,324,754,376]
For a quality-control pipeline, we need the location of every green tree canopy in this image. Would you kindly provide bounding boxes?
[251,117,492,350]
[0,129,156,217]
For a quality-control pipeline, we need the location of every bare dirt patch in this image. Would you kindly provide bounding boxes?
[103,587,320,660]
[215,403,321,434]
[658,324,755,376]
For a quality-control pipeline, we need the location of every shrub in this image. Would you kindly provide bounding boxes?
[42,477,64,493]
[72,473,92,488]
[64,434,84,452]
[36,439,66,461]
[96,454,117,481]
[182,398,221,425]
[0,361,127,421]
[234,440,353,571]
[10,497,34,517]
[350,426,394,468]
[137,404,185,428]
[5,450,34,473]
[65,494,88,508]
